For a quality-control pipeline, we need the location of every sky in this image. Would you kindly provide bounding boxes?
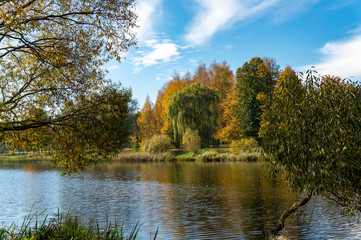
[104,0,361,107]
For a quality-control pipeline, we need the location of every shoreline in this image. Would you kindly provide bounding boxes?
[112,149,261,163]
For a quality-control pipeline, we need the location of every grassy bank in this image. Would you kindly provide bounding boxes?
[0,211,157,240]
[114,148,261,163]
[0,153,51,163]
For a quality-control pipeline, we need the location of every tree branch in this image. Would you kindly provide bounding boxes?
[271,190,313,235]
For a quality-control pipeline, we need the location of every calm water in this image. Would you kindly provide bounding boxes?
[0,161,360,239]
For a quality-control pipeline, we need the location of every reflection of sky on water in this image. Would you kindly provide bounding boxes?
[0,162,360,239]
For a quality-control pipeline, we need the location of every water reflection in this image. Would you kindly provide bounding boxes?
[0,162,360,239]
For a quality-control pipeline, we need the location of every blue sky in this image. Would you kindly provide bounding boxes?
[105,0,361,107]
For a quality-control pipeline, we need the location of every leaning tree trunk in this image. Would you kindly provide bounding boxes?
[271,190,313,235]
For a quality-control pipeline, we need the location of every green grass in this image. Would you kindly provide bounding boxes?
[0,153,51,163]
[0,210,158,240]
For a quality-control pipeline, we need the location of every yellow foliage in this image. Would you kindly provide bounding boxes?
[137,96,157,143]
[215,86,242,142]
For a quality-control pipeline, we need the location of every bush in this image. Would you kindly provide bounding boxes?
[229,138,258,153]
[147,134,172,153]
[182,129,201,153]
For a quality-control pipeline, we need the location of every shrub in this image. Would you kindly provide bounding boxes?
[147,134,172,153]
[229,138,258,153]
[182,129,201,153]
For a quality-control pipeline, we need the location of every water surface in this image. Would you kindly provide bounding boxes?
[0,162,360,239]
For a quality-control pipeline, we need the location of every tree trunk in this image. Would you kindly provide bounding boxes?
[271,190,313,235]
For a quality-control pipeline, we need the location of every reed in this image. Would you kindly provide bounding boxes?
[113,151,174,162]
[0,210,158,240]
[114,149,261,163]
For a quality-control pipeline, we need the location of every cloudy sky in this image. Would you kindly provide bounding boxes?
[105,0,361,106]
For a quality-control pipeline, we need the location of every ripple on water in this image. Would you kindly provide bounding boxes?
[0,162,360,239]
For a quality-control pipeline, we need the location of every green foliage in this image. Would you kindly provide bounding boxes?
[3,84,136,173]
[229,138,258,153]
[168,83,220,147]
[131,141,140,152]
[236,57,279,139]
[182,129,201,153]
[260,67,361,215]
[147,134,173,153]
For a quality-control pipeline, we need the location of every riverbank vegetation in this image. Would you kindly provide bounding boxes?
[0,153,50,163]
[2,1,361,238]
[260,68,361,235]
[114,147,261,163]
[0,211,157,240]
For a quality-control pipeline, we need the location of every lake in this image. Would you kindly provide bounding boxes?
[0,161,360,239]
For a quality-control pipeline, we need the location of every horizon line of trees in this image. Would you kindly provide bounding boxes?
[135,57,280,149]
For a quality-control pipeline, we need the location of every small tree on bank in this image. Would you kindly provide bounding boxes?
[143,134,172,153]
[259,67,361,234]
[182,129,201,154]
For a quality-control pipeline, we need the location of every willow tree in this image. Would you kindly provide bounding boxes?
[0,0,137,171]
[167,83,220,147]
[259,67,361,234]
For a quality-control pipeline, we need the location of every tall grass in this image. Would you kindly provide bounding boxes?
[114,149,261,163]
[113,151,174,162]
[0,210,158,240]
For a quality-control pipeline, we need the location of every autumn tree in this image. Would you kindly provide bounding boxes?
[0,0,137,170]
[207,61,236,142]
[153,73,191,136]
[153,61,234,144]
[193,63,211,86]
[215,85,242,142]
[137,96,157,144]
[236,57,279,140]
[5,84,136,172]
[167,83,220,147]
[259,67,361,234]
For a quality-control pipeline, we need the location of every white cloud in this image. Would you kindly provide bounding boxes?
[134,0,163,41]
[132,40,182,70]
[348,25,361,34]
[185,0,319,46]
[304,34,361,79]
[185,0,279,45]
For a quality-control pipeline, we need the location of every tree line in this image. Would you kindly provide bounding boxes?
[136,57,279,148]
